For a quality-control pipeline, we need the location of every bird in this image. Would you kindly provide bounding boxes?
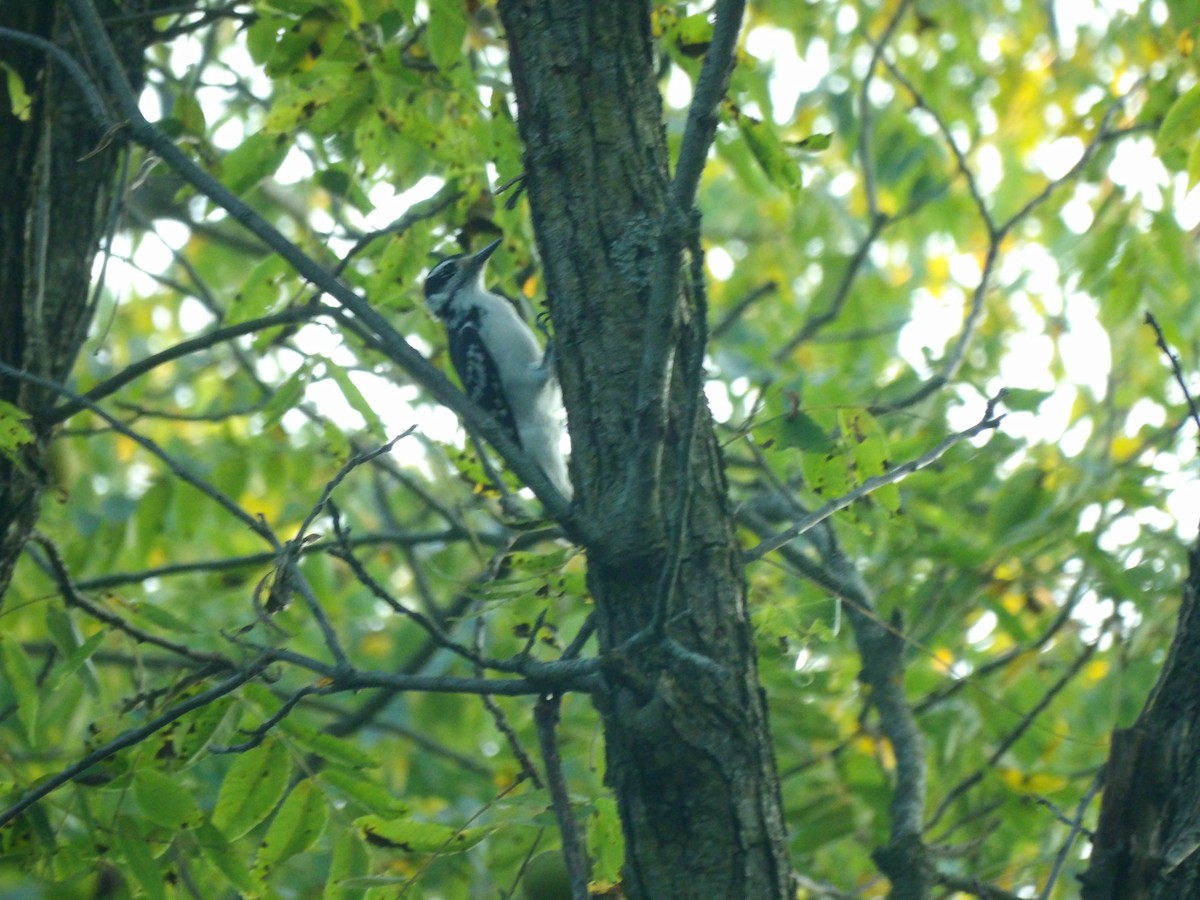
[423,239,572,500]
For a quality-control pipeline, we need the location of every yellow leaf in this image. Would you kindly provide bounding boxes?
[927,254,949,287]
[1110,435,1139,462]
[1000,590,1026,615]
[993,559,1023,581]
[1084,658,1110,684]
[931,647,955,673]
[998,768,1069,795]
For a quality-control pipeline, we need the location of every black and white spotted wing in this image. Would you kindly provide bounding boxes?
[446,308,521,447]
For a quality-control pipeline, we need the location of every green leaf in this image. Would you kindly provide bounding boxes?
[0,63,31,121]
[0,399,34,460]
[43,629,105,695]
[149,692,236,771]
[278,717,381,769]
[1158,83,1200,151]
[222,132,291,194]
[195,822,257,893]
[212,738,293,840]
[839,409,899,513]
[323,829,370,900]
[319,768,408,817]
[261,362,313,427]
[672,12,714,56]
[587,797,624,885]
[174,92,207,137]
[790,132,833,153]
[324,360,387,438]
[0,636,39,742]
[227,254,289,326]
[252,780,328,883]
[733,106,804,193]
[1000,388,1051,412]
[1188,139,1200,192]
[354,815,488,853]
[802,445,853,500]
[426,0,468,71]
[755,410,831,453]
[134,768,204,830]
[115,822,169,900]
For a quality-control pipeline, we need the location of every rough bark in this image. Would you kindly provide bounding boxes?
[1081,533,1200,899]
[498,2,793,896]
[0,1,157,603]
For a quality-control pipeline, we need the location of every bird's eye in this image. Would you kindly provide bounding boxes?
[424,257,462,299]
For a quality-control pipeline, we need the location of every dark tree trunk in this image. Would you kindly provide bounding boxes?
[498,2,793,897]
[0,1,157,603]
[1081,532,1200,899]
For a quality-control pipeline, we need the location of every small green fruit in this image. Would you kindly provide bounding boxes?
[522,851,572,900]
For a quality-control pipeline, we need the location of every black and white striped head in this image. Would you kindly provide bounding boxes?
[423,239,501,319]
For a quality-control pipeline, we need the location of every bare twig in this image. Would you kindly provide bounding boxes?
[474,618,544,788]
[1038,774,1103,900]
[856,0,914,216]
[1145,311,1200,444]
[774,213,889,361]
[534,694,589,900]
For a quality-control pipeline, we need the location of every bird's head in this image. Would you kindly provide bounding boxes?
[423,238,501,319]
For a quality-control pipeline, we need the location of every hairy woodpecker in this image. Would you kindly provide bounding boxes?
[424,239,572,500]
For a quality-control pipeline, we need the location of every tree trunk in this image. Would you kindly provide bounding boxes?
[498,2,793,896]
[1081,532,1200,899]
[0,1,157,603]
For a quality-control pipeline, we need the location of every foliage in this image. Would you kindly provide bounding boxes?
[3,0,1200,897]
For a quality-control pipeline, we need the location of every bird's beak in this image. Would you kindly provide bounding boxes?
[459,238,502,277]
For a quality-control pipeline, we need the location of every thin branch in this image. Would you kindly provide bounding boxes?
[259,646,599,695]
[926,638,1099,832]
[1038,774,1103,900]
[625,0,747,527]
[534,694,589,900]
[669,0,747,211]
[0,362,275,545]
[746,392,1006,560]
[934,872,1024,900]
[1145,311,1200,444]
[29,534,232,668]
[0,26,110,125]
[213,684,321,753]
[711,280,777,340]
[0,654,274,828]
[773,212,889,361]
[996,86,1133,239]
[71,527,477,591]
[48,304,329,424]
[327,504,503,672]
[474,619,544,789]
[883,55,995,236]
[856,0,914,217]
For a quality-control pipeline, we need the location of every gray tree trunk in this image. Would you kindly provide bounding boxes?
[1081,532,1200,899]
[0,2,158,603]
[498,2,794,896]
